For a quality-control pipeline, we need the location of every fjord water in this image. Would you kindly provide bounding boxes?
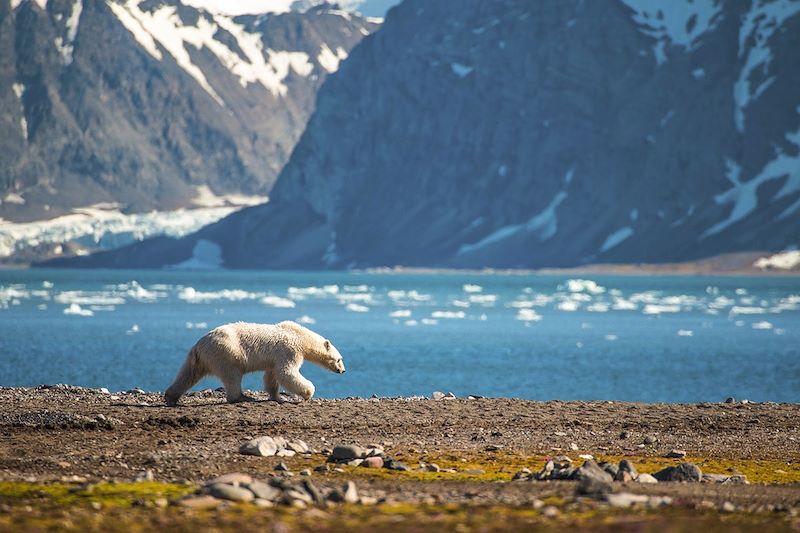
[1,269,798,403]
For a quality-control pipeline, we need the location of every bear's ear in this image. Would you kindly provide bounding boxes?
[324,340,330,351]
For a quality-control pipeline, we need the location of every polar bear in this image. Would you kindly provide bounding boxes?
[164,321,345,406]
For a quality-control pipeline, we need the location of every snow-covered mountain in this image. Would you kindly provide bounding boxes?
[1,0,376,261]
[47,0,800,270]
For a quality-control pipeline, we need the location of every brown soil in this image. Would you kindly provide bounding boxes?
[1,387,799,530]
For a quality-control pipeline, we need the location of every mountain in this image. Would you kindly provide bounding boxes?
[45,0,800,270]
[0,0,377,226]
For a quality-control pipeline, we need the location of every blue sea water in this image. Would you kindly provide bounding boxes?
[0,268,798,403]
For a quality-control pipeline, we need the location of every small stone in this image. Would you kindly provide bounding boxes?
[133,470,155,482]
[154,498,168,508]
[207,483,254,502]
[653,462,702,482]
[286,440,309,454]
[541,505,559,518]
[285,489,312,505]
[444,392,456,399]
[253,498,274,508]
[599,462,619,479]
[424,463,440,472]
[276,449,296,457]
[314,464,331,473]
[275,462,290,472]
[619,431,630,439]
[606,492,650,508]
[636,473,658,484]
[330,445,367,462]
[207,473,252,486]
[346,459,364,467]
[244,481,281,501]
[554,455,573,464]
[91,502,102,510]
[724,474,749,485]
[333,481,358,504]
[721,501,736,513]
[359,496,378,505]
[724,397,736,404]
[302,480,325,505]
[99,388,110,394]
[575,460,613,498]
[383,459,410,471]
[485,444,502,452]
[702,473,729,483]
[431,391,446,400]
[362,456,384,468]
[300,469,311,476]
[179,495,222,509]
[240,437,278,457]
[569,442,579,451]
[665,449,687,459]
[643,435,657,445]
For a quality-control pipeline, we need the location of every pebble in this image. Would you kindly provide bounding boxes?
[542,505,560,518]
[254,498,274,508]
[276,449,296,457]
[383,458,410,471]
[133,470,155,482]
[286,440,309,454]
[569,442,579,451]
[665,449,687,459]
[362,456,384,468]
[330,445,367,461]
[208,473,252,486]
[240,436,278,457]
[431,391,446,400]
[342,481,359,504]
[643,435,657,445]
[244,481,281,501]
[616,459,638,482]
[636,473,659,484]
[300,469,311,476]
[179,495,223,509]
[606,492,650,508]
[275,462,290,472]
[724,397,736,404]
[314,464,331,473]
[424,463,441,472]
[653,462,702,482]
[207,483,255,502]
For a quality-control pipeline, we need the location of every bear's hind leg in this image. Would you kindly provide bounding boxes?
[277,367,315,401]
[165,347,206,407]
[264,369,281,402]
[220,371,253,404]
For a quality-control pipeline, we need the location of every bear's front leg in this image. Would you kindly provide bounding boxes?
[277,367,315,401]
[220,371,254,403]
[264,369,282,402]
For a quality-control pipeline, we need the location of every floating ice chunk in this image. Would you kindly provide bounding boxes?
[557,300,579,312]
[463,284,482,293]
[404,320,418,327]
[468,294,496,305]
[735,320,745,327]
[42,281,54,289]
[752,321,773,330]
[586,303,610,313]
[421,318,438,325]
[126,324,140,335]
[185,322,208,329]
[296,315,316,325]
[261,295,296,308]
[605,334,618,341]
[37,304,47,310]
[735,288,748,295]
[729,306,765,315]
[677,329,694,337]
[389,309,411,318]
[54,292,125,306]
[431,310,465,319]
[515,309,542,322]
[288,285,339,298]
[611,298,637,311]
[63,303,93,316]
[452,300,470,308]
[774,328,786,335]
[387,290,431,302]
[345,303,369,313]
[643,304,681,315]
[178,287,258,302]
[344,285,370,292]
[561,279,605,294]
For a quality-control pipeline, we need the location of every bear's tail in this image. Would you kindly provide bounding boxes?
[164,345,206,407]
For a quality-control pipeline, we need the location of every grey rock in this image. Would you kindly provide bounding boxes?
[643,435,657,445]
[275,462,290,472]
[207,473,252,486]
[240,437,278,457]
[207,483,255,502]
[286,440,309,454]
[383,458,410,471]
[179,495,223,509]
[653,462,702,482]
[244,481,281,501]
[702,473,730,483]
[606,492,650,508]
[616,460,639,482]
[724,397,736,404]
[301,480,325,505]
[723,475,749,485]
[343,481,359,504]
[431,391,446,400]
[665,449,687,459]
[636,473,659,484]
[599,462,619,479]
[330,445,367,462]
[575,460,613,498]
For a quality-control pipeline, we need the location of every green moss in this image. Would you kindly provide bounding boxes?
[0,481,195,509]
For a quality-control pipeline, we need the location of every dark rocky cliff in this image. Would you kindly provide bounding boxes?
[1,0,376,222]
[49,0,800,269]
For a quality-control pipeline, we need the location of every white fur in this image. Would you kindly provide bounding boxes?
[165,321,344,406]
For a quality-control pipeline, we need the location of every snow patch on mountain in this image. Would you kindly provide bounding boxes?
[11,83,27,140]
[620,0,722,64]
[600,226,634,253]
[55,0,83,65]
[170,239,223,270]
[734,0,800,132]
[317,43,348,73]
[0,202,260,259]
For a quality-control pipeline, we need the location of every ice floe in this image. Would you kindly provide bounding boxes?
[63,303,93,316]
[261,295,296,308]
[431,310,466,319]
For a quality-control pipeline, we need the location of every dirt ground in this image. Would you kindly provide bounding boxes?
[1,387,799,530]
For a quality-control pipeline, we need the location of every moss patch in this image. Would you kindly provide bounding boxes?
[0,481,194,509]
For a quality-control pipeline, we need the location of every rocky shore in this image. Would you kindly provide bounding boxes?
[0,386,798,531]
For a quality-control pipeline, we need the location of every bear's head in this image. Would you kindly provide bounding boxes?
[320,339,345,374]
